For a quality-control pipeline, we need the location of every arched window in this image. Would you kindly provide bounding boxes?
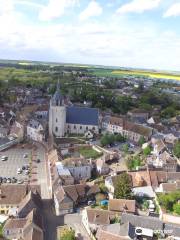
[55,127,58,132]
[56,118,58,123]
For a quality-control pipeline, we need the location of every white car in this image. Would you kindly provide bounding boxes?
[23,154,28,158]
[1,156,8,161]
[25,170,30,175]
[17,168,22,174]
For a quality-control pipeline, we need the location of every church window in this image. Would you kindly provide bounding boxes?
[80,126,82,130]
[86,126,88,130]
[56,118,58,123]
[74,125,76,129]
[55,127,58,132]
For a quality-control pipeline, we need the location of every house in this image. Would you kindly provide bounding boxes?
[127,109,149,122]
[27,119,46,142]
[56,162,74,185]
[3,208,44,240]
[121,213,163,232]
[96,222,136,240]
[61,157,92,182]
[152,139,167,156]
[123,121,153,143]
[10,121,24,140]
[18,190,42,218]
[0,185,27,215]
[157,181,180,193]
[35,105,49,119]
[107,116,124,134]
[82,208,117,236]
[53,184,100,216]
[132,186,155,198]
[108,199,136,214]
[96,157,110,175]
[164,132,179,145]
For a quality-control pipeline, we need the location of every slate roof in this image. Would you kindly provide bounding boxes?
[121,213,163,230]
[66,106,99,126]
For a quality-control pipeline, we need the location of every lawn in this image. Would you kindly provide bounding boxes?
[79,147,103,159]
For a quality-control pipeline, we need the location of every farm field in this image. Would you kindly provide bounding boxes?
[112,70,180,81]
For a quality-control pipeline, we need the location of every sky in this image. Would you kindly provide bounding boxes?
[0,0,180,71]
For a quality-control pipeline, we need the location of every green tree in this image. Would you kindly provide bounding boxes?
[99,183,108,193]
[138,136,145,146]
[173,203,180,215]
[114,173,132,199]
[173,141,180,158]
[115,134,125,143]
[60,228,75,240]
[143,146,152,156]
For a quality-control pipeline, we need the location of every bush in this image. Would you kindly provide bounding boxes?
[143,146,152,156]
[173,203,180,215]
[60,228,75,240]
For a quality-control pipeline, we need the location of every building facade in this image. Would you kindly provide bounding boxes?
[49,82,99,138]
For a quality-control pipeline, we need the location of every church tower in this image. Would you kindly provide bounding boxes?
[49,81,66,137]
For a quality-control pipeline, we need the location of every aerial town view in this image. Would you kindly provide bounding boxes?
[0,0,180,240]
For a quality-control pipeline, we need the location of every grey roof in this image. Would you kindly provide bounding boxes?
[101,222,135,239]
[28,119,40,129]
[66,106,99,126]
[121,213,163,230]
[164,224,180,237]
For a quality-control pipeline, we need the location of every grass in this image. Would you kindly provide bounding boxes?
[79,146,103,159]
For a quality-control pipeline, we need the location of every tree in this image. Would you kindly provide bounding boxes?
[173,141,180,158]
[143,146,152,156]
[138,136,145,146]
[122,143,129,153]
[60,228,75,240]
[173,203,180,215]
[114,173,132,199]
[100,134,115,146]
[115,134,125,143]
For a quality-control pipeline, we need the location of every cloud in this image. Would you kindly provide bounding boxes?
[117,0,161,14]
[39,0,79,21]
[163,3,180,17]
[79,0,103,21]
[15,0,43,9]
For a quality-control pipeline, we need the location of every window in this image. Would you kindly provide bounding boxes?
[56,118,58,123]
[74,125,76,129]
[80,126,82,130]
[55,127,58,132]
[86,126,88,130]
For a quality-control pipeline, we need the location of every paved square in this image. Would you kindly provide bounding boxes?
[0,147,32,182]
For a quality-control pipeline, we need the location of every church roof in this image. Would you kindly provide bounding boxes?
[66,106,99,126]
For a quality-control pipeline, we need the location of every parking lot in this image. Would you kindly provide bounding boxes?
[0,146,32,184]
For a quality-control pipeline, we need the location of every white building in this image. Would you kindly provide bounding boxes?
[27,119,45,142]
[49,82,99,137]
[62,157,92,181]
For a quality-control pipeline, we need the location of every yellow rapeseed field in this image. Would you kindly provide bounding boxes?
[112,70,180,81]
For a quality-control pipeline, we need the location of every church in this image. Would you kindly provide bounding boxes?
[49,83,99,137]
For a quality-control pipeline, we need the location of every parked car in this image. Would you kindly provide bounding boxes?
[1,156,8,161]
[17,179,24,184]
[3,177,7,183]
[11,177,17,183]
[0,177,3,183]
[7,178,11,183]
[23,154,28,158]
[25,170,30,175]
[17,168,22,174]
[36,159,41,163]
